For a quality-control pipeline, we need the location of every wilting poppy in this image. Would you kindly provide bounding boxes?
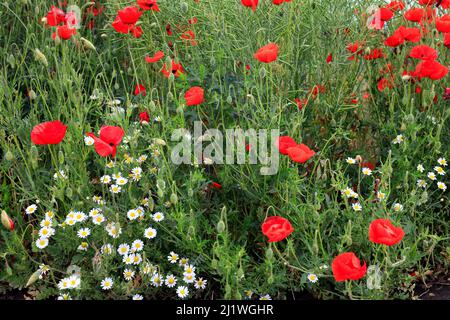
[261,216,294,242]
[161,59,184,78]
[241,0,259,11]
[275,136,298,155]
[134,84,147,96]
[286,144,316,163]
[31,120,67,145]
[369,219,405,246]
[332,252,367,282]
[254,43,279,63]
[137,0,160,11]
[145,51,164,63]
[87,126,125,158]
[185,86,204,106]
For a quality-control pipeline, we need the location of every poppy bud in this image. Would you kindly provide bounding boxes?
[80,37,96,51]
[265,247,274,260]
[28,89,37,100]
[149,101,156,111]
[355,155,362,163]
[211,259,218,269]
[65,187,73,198]
[58,150,65,164]
[259,67,267,78]
[170,192,178,204]
[34,49,48,67]
[226,95,233,104]
[180,2,189,13]
[216,220,225,233]
[1,210,14,231]
[5,150,14,161]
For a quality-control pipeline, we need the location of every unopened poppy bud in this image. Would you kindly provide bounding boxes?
[5,150,14,161]
[226,95,233,104]
[259,67,267,78]
[80,37,96,51]
[153,138,166,146]
[170,193,178,204]
[58,150,65,164]
[157,179,166,190]
[210,56,216,67]
[28,89,37,100]
[216,220,225,233]
[211,259,218,269]
[34,49,48,67]
[1,210,14,231]
[181,2,189,13]
[26,270,41,287]
[65,187,73,198]
[167,91,174,101]
[355,155,362,163]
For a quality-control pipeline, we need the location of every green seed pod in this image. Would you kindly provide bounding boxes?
[157,187,164,198]
[237,267,244,279]
[259,67,267,78]
[226,95,233,104]
[149,100,156,111]
[157,179,166,190]
[216,220,225,233]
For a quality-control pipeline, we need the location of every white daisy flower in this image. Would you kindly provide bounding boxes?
[393,203,403,212]
[437,158,447,167]
[36,237,49,249]
[144,227,157,239]
[118,244,130,256]
[434,166,446,176]
[100,175,112,184]
[77,228,91,239]
[152,212,165,222]
[194,277,207,290]
[165,274,177,288]
[101,277,113,290]
[131,239,144,252]
[123,269,135,281]
[427,172,437,181]
[109,184,122,194]
[167,251,179,264]
[176,286,189,299]
[101,244,114,255]
[132,294,143,300]
[362,167,372,176]
[352,202,362,211]
[417,164,425,173]
[437,182,447,191]
[307,273,319,283]
[25,204,37,215]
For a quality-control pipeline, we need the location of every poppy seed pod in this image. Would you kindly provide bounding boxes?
[180,2,189,13]
[1,210,14,231]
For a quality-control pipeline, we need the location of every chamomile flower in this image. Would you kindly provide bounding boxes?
[346,157,357,164]
[393,203,404,212]
[101,244,114,255]
[36,237,49,249]
[131,239,144,252]
[141,198,149,207]
[118,244,130,256]
[38,264,50,279]
[437,182,447,191]
[131,167,142,176]
[152,212,165,222]
[109,184,121,194]
[77,228,91,239]
[92,214,106,225]
[392,134,404,144]
[319,264,329,270]
[57,278,70,290]
[165,274,177,288]
[176,286,189,299]
[437,158,447,167]
[307,273,319,283]
[101,277,113,290]
[376,191,386,200]
[123,269,135,281]
[45,211,55,219]
[39,227,55,239]
[151,273,163,287]
[144,227,157,239]
[184,264,196,274]
[167,251,179,264]
[89,208,102,218]
[78,242,89,251]
[352,202,362,211]
[417,164,425,173]
[40,218,53,228]
[123,254,134,265]
[137,155,148,163]
[132,294,143,300]
[84,135,95,146]
[183,272,196,284]
[179,257,189,267]
[127,209,139,221]
[434,166,446,176]
[74,211,87,222]
[427,172,437,181]
[92,195,103,204]
[25,204,37,215]
[100,175,112,184]
[362,167,372,176]
[67,275,81,289]
[116,177,128,186]
[194,278,207,290]
[244,290,253,299]
[259,294,272,300]
[112,172,122,180]
[106,161,115,168]
[132,253,142,265]
[105,223,122,239]
[57,294,72,300]
[417,179,427,188]
[136,206,145,217]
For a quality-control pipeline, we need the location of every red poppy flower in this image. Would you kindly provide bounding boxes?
[261,216,294,243]
[444,33,450,48]
[241,0,259,11]
[444,87,450,100]
[139,111,150,123]
[166,24,173,36]
[347,42,364,60]
[209,182,222,189]
[134,84,146,96]
[87,126,125,158]
[137,0,160,12]
[275,136,297,155]
[273,0,291,4]
[332,252,367,282]
[31,120,67,145]
[326,53,333,64]
[52,25,76,40]
[418,0,436,5]
[185,86,204,106]
[386,0,405,11]
[112,16,130,34]
[118,6,142,24]
[181,30,197,46]
[130,25,143,38]
[161,59,184,78]
[295,98,308,110]
[145,51,165,63]
[377,77,394,92]
[369,219,405,246]
[254,43,279,63]
[46,6,66,26]
[188,17,198,25]
[286,144,316,163]
[409,45,438,61]
[415,59,448,80]
[363,48,384,60]
[436,15,450,33]
[404,8,424,22]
